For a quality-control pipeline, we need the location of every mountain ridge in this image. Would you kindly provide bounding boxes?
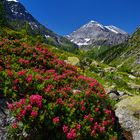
[66,20,129,48]
[2,0,78,52]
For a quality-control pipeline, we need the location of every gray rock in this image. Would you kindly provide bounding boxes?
[136,55,140,64]
[118,91,125,96]
[107,88,132,101]
[108,93,119,100]
[115,96,140,140]
[104,67,117,73]
[128,83,140,92]
[0,98,13,140]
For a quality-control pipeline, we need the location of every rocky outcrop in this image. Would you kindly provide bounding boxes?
[115,96,140,140]
[67,57,80,66]
[0,98,8,140]
[107,89,132,101]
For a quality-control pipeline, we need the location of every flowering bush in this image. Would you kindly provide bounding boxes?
[0,38,117,139]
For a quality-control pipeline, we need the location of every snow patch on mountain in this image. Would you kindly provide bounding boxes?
[45,35,50,38]
[6,0,18,2]
[84,38,90,42]
[29,22,38,29]
[77,42,89,46]
[96,23,105,29]
[82,20,104,29]
[90,20,96,23]
[105,25,127,34]
[105,26,119,34]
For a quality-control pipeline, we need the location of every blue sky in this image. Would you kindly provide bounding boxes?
[19,0,140,35]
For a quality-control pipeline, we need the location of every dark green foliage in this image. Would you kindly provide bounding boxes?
[84,46,111,60]
[58,37,79,53]
[93,28,140,73]
[97,43,127,63]
[0,0,7,27]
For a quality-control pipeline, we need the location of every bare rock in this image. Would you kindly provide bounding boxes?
[115,96,140,140]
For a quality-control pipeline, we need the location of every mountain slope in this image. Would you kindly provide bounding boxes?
[66,20,128,48]
[2,0,78,52]
[98,28,140,74]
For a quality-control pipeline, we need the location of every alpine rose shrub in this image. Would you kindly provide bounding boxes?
[0,38,117,139]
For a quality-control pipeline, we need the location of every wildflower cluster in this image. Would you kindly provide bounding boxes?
[0,38,117,139]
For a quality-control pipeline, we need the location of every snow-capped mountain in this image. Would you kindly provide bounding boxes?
[2,0,78,51]
[66,20,129,47]
[105,25,127,35]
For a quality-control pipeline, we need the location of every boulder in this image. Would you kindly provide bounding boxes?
[128,83,140,91]
[67,57,79,66]
[104,67,117,73]
[91,61,99,67]
[128,74,136,79]
[115,96,140,140]
[107,89,126,100]
[108,93,119,100]
[0,98,8,140]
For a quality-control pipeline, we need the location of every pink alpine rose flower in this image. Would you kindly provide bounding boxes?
[26,74,33,83]
[63,125,68,133]
[31,110,38,118]
[53,117,60,124]
[7,103,14,109]
[29,94,42,108]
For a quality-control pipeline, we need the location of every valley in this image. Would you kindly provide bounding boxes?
[0,0,140,140]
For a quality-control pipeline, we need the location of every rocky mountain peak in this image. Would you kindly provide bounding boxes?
[81,20,105,30]
[66,20,129,47]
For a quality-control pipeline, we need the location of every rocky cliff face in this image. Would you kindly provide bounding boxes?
[66,20,129,47]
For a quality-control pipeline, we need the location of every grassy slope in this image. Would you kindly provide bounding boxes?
[111,29,140,72]
[96,28,140,73]
[1,26,139,95]
[45,43,140,95]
